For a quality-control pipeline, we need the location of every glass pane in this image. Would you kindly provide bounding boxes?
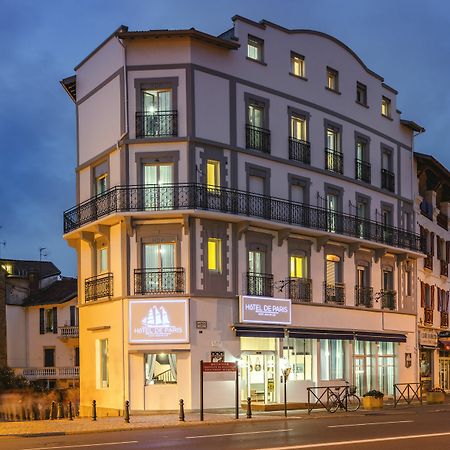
[144,244,159,269]
[144,165,158,185]
[327,129,337,150]
[249,105,263,127]
[160,243,175,268]
[290,256,304,278]
[291,117,305,140]
[249,251,264,273]
[291,185,304,204]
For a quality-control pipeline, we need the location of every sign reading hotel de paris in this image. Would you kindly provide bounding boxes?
[239,296,292,325]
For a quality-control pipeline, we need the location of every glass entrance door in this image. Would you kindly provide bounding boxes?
[439,357,450,391]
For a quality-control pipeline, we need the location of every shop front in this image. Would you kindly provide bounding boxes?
[419,328,438,392]
[438,332,450,391]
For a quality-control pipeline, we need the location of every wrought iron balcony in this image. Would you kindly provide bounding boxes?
[441,260,449,277]
[441,312,449,329]
[437,212,448,230]
[325,148,344,174]
[424,254,433,270]
[287,277,312,303]
[134,268,185,295]
[324,282,345,305]
[381,169,395,192]
[135,111,178,138]
[381,290,396,310]
[289,138,311,164]
[355,159,371,183]
[246,124,271,153]
[355,286,373,308]
[58,326,79,339]
[63,183,423,253]
[424,307,434,326]
[85,273,113,302]
[245,272,274,297]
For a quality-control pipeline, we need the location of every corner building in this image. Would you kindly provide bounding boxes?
[62,16,425,415]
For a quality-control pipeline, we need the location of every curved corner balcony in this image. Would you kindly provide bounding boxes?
[63,183,423,253]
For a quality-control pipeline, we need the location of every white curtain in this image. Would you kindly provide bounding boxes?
[145,354,156,385]
[168,354,177,381]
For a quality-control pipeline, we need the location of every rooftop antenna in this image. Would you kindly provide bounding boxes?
[39,247,48,262]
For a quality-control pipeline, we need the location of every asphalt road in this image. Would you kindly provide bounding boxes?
[3,405,450,450]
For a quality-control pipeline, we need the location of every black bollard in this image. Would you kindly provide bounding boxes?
[68,401,73,421]
[246,397,252,419]
[179,399,185,422]
[92,400,97,421]
[50,401,56,420]
[124,400,130,423]
[57,402,64,419]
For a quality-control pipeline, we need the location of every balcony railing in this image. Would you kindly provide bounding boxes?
[289,138,311,164]
[437,212,448,230]
[135,111,178,138]
[287,278,312,303]
[246,124,271,153]
[63,183,423,253]
[381,169,395,192]
[424,255,433,270]
[19,367,79,379]
[134,268,185,295]
[381,290,396,310]
[324,282,345,305]
[441,260,449,277]
[355,286,373,308]
[325,149,343,174]
[58,326,79,338]
[85,273,113,302]
[355,159,371,183]
[245,272,274,297]
[441,312,449,329]
[424,308,434,326]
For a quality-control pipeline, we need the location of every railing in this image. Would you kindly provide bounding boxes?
[153,369,176,384]
[424,307,434,326]
[441,312,449,328]
[246,124,271,153]
[245,272,274,297]
[85,273,113,302]
[287,278,312,303]
[289,138,310,164]
[325,148,343,174]
[135,111,178,138]
[424,254,433,270]
[441,260,449,277]
[63,184,423,253]
[355,158,371,183]
[134,268,185,295]
[437,212,448,230]
[355,286,373,308]
[58,326,79,338]
[324,282,345,305]
[381,290,396,310]
[20,367,79,379]
[307,384,350,414]
[394,383,422,407]
[381,169,395,192]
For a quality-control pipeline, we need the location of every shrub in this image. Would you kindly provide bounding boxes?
[363,390,384,399]
[0,367,30,391]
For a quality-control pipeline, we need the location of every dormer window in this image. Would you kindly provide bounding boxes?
[381,96,391,118]
[247,35,264,62]
[290,52,305,78]
[326,67,339,92]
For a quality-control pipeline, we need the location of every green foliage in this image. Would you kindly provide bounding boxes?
[363,390,384,399]
[0,367,30,391]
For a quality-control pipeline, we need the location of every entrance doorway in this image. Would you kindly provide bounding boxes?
[439,356,450,391]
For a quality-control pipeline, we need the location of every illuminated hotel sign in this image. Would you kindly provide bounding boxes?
[129,299,189,343]
[239,296,291,325]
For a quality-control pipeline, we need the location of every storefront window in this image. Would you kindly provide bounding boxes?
[378,342,396,396]
[320,339,344,380]
[283,338,313,381]
[97,339,109,388]
[145,353,177,384]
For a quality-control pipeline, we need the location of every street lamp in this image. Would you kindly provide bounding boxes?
[280,358,291,417]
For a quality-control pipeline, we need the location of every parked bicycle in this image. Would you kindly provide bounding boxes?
[328,383,360,412]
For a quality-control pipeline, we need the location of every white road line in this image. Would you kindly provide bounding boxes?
[186,428,293,439]
[253,431,450,449]
[328,420,413,428]
[22,441,138,450]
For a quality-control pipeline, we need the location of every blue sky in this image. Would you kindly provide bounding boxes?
[1,0,449,276]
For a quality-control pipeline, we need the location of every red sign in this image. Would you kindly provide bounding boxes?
[202,362,237,372]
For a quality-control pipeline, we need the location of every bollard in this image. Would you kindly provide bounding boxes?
[57,402,64,419]
[92,400,97,421]
[50,401,56,420]
[124,400,130,423]
[246,397,252,419]
[68,401,73,421]
[179,399,185,422]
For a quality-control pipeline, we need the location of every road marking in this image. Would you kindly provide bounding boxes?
[22,441,138,450]
[186,428,293,439]
[253,431,450,449]
[328,419,413,428]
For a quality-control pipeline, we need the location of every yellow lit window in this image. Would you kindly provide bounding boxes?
[98,246,108,274]
[291,116,306,141]
[327,68,338,91]
[206,160,220,192]
[1,264,12,275]
[381,97,391,117]
[208,238,222,272]
[290,256,305,278]
[291,53,305,77]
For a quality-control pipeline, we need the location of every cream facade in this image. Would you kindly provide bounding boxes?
[62,16,425,415]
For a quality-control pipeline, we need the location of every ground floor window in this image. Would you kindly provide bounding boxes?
[145,353,177,384]
[420,348,433,392]
[283,338,313,381]
[320,339,345,380]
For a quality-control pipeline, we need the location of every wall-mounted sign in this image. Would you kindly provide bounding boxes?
[202,362,237,372]
[239,296,291,325]
[419,329,438,348]
[129,299,189,343]
[196,320,208,329]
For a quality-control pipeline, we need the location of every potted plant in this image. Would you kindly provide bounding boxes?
[426,388,446,404]
[362,390,384,409]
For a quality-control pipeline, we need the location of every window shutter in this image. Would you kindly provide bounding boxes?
[420,282,425,308]
[39,308,45,334]
[430,232,435,256]
[52,307,58,334]
[447,241,450,262]
[431,285,435,310]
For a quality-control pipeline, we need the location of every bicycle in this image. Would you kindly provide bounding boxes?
[328,383,360,413]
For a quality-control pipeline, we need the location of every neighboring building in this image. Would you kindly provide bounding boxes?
[0,259,79,388]
[61,16,424,416]
[415,153,450,391]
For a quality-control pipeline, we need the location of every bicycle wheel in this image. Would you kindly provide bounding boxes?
[328,393,340,413]
[346,394,361,412]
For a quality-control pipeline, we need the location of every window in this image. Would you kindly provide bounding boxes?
[283,338,313,381]
[326,254,341,284]
[248,103,264,129]
[325,127,343,173]
[40,307,57,334]
[320,339,344,380]
[44,348,55,368]
[324,253,344,304]
[326,67,339,92]
[356,82,367,105]
[70,305,78,327]
[206,160,220,192]
[143,163,174,209]
[290,52,305,77]
[291,184,304,204]
[326,193,339,232]
[355,139,370,183]
[246,97,270,153]
[290,255,306,278]
[291,115,307,141]
[381,96,391,117]
[97,245,108,274]
[207,238,222,273]
[95,174,108,195]
[247,35,263,62]
[145,353,177,384]
[139,87,175,137]
[74,347,80,367]
[97,339,109,388]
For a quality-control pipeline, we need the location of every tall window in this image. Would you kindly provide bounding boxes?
[97,339,109,388]
[247,35,263,62]
[290,255,306,278]
[95,174,108,195]
[291,116,307,141]
[326,128,339,152]
[326,67,339,92]
[206,160,220,192]
[97,245,108,274]
[44,348,55,368]
[144,243,175,270]
[283,338,313,381]
[378,342,396,396]
[248,103,264,129]
[74,347,80,367]
[381,96,391,117]
[143,163,174,209]
[356,82,367,105]
[290,52,305,77]
[326,254,341,285]
[325,127,342,173]
[207,238,222,273]
[320,339,344,380]
[249,250,265,274]
[326,193,339,232]
[40,307,57,334]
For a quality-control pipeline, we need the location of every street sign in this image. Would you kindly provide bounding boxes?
[202,362,237,372]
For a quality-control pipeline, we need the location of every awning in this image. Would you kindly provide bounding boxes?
[233,324,406,343]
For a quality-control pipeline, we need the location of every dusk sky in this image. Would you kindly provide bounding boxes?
[1,0,449,277]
